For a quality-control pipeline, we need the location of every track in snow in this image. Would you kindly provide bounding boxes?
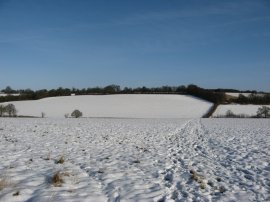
[0,118,269,201]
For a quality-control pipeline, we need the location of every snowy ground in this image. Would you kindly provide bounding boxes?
[0,118,269,202]
[213,104,270,117]
[3,94,212,118]
[0,94,20,97]
[225,93,252,97]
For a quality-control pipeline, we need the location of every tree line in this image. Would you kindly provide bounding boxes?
[1,85,269,105]
[233,94,270,105]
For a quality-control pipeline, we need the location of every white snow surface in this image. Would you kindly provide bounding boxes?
[4,94,212,118]
[213,104,270,117]
[0,118,269,201]
[0,94,20,97]
[226,93,265,97]
[226,93,251,97]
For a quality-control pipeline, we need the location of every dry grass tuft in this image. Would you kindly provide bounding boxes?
[51,171,64,187]
[97,168,105,174]
[133,159,140,164]
[44,152,51,160]
[13,191,20,196]
[0,178,9,191]
[190,169,206,190]
[61,171,71,177]
[56,156,65,164]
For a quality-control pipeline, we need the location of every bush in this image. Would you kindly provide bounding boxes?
[225,110,235,118]
[257,106,270,118]
[5,104,17,117]
[71,109,82,118]
[0,105,6,117]
[0,104,17,117]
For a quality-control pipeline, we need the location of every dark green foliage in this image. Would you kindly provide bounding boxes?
[71,109,82,118]
[234,94,270,105]
[203,103,219,118]
[1,85,269,105]
[186,84,226,104]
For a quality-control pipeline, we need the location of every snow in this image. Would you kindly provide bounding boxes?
[3,94,212,118]
[0,118,269,201]
[213,104,270,117]
[226,93,264,97]
[0,94,20,97]
[225,92,251,97]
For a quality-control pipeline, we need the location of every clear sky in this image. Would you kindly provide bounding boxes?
[0,0,270,91]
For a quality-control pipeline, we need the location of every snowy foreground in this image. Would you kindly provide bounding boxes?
[4,95,212,118]
[0,118,270,202]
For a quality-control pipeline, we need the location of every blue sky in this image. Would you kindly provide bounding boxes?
[0,0,270,91]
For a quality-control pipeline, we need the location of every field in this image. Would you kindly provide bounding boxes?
[213,104,270,117]
[0,118,269,201]
[4,94,212,118]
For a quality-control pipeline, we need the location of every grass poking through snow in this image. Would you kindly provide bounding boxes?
[51,171,64,187]
[0,177,10,191]
[56,156,65,164]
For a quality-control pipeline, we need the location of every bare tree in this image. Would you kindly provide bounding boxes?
[41,112,46,118]
[257,106,270,118]
[5,104,17,117]
[0,105,6,117]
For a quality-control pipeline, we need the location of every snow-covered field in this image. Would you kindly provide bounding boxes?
[0,94,20,97]
[3,95,212,118]
[225,93,251,97]
[225,93,265,98]
[0,118,269,201]
[213,104,270,117]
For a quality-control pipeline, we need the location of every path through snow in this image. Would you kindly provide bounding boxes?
[0,118,269,201]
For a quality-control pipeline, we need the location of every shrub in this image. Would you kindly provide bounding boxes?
[3,104,17,117]
[225,110,235,118]
[7,104,17,117]
[257,106,270,118]
[0,105,6,117]
[71,109,82,118]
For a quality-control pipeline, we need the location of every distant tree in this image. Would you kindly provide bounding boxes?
[225,110,235,118]
[3,86,14,94]
[122,87,132,94]
[64,113,69,118]
[176,85,186,93]
[257,106,270,118]
[71,110,82,118]
[41,112,46,118]
[5,104,17,117]
[104,85,121,94]
[0,105,6,117]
